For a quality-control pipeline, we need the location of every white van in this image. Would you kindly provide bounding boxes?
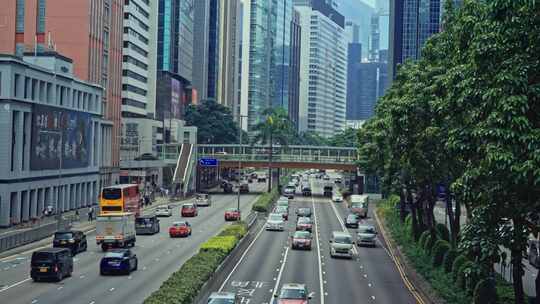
[349,194,369,218]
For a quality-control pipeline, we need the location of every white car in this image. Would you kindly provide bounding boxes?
[266,213,285,231]
[332,193,343,203]
[155,205,172,217]
[195,193,211,207]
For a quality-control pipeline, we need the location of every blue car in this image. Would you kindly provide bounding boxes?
[100,249,138,275]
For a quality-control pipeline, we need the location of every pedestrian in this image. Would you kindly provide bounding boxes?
[88,207,93,222]
[144,194,150,206]
[75,209,80,221]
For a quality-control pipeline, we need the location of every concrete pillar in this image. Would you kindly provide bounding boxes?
[37,188,44,217]
[11,192,21,224]
[0,192,10,227]
[21,190,29,222]
[76,183,81,208]
[29,189,37,218]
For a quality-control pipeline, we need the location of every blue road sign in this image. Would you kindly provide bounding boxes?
[199,158,218,167]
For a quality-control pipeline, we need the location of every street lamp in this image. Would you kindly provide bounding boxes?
[237,115,247,219]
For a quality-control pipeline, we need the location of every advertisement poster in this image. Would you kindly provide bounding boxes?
[30,104,91,170]
[171,78,181,119]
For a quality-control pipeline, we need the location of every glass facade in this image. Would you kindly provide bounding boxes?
[272,0,293,111]
[207,0,220,99]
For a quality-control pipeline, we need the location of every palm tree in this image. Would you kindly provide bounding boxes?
[251,107,296,191]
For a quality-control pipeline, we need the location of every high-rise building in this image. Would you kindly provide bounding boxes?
[193,0,210,102]
[217,0,241,110]
[346,42,362,120]
[156,0,194,125]
[345,21,361,44]
[389,0,442,80]
[207,0,220,100]
[240,0,297,132]
[295,0,347,138]
[0,0,123,187]
[369,14,380,62]
[349,62,388,121]
[288,9,302,130]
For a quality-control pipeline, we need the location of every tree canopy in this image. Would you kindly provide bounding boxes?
[184,99,242,144]
[357,1,540,302]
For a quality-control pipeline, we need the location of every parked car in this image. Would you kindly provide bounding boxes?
[224,208,241,221]
[291,231,313,250]
[135,215,160,235]
[208,292,240,303]
[181,203,198,217]
[53,230,87,255]
[195,193,212,207]
[329,231,354,259]
[100,249,138,275]
[266,213,285,231]
[30,248,73,282]
[155,205,173,217]
[296,217,313,232]
[357,225,377,247]
[169,221,192,237]
[345,214,360,229]
[274,283,312,303]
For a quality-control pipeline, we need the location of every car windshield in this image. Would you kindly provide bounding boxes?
[351,203,362,208]
[359,227,376,234]
[173,222,187,227]
[299,208,311,214]
[347,215,357,221]
[183,204,194,209]
[54,232,73,239]
[276,207,287,212]
[269,214,283,221]
[157,206,168,211]
[227,208,239,212]
[105,251,125,258]
[135,218,154,225]
[208,299,235,304]
[196,194,207,199]
[335,235,353,244]
[279,288,307,299]
[294,231,311,238]
[298,217,311,224]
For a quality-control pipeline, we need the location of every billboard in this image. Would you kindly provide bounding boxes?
[30,104,92,170]
[171,78,181,119]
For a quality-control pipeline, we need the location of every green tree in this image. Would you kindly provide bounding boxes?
[328,128,358,147]
[184,99,242,144]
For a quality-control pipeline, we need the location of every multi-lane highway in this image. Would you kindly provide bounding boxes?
[0,183,264,304]
[215,174,417,304]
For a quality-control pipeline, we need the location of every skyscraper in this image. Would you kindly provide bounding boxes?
[295,0,347,138]
[345,21,361,44]
[240,0,296,132]
[346,42,362,120]
[288,9,302,130]
[0,0,123,186]
[193,0,210,102]
[207,0,220,100]
[389,0,442,80]
[350,62,388,120]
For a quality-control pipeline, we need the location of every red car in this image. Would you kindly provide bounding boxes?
[296,217,313,232]
[169,221,192,237]
[224,208,241,221]
[291,231,312,250]
[181,203,198,217]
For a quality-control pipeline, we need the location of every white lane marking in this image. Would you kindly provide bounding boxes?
[328,199,358,255]
[109,287,115,292]
[89,301,95,304]
[311,180,326,304]
[269,247,289,304]
[0,277,31,293]
[218,221,266,292]
[79,275,85,279]
[57,286,63,290]
[31,299,38,304]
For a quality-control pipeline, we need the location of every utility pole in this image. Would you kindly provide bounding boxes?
[56,131,63,230]
[237,116,243,218]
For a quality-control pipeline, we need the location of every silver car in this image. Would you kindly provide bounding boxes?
[155,205,172,217]
[266,213,285,231]
[195,193,211,207]
[207,291,239,303]
[329,231,354,258]
[357,225,377,247]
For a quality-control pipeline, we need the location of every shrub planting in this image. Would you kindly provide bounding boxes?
[432,240,451,267]
[443,249,459,273]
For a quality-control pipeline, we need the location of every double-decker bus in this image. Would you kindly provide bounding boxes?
[100,184,141,216]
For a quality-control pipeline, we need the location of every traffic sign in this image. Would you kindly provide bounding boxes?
[199,158,218,167]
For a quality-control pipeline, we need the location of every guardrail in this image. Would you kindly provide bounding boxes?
[0,220,70,253]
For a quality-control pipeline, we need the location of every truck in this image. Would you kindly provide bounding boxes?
[323,184,333,197]
[96,212,136,251]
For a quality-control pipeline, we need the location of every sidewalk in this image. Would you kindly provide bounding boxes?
[433,204,537,297]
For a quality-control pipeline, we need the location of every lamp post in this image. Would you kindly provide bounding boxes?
[237,115,247,218]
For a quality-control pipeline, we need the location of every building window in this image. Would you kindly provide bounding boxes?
[122,84,147,96]
[122,70,147,83]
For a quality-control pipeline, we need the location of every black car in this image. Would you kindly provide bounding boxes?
[31,248,73,282]
[302,186,312,196]
[100,249,138,275]
[135,215,160,235]
[53,230,87,255]
[296,207,312,218]
[345,214,360,228]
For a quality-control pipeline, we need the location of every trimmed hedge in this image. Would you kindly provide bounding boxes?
[252,190,278,212]
[443,249,459,273]
[452,255,469,282]
[432,240,451,267]
[473,278,498,304]
[144,223,247,304]
[435,223,450,242]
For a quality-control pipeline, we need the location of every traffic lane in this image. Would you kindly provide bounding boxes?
[315,200,378,303]
[0,191,261,304]
[333,201,417,303]
[276,195,321,304]
[219,211,293,304]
